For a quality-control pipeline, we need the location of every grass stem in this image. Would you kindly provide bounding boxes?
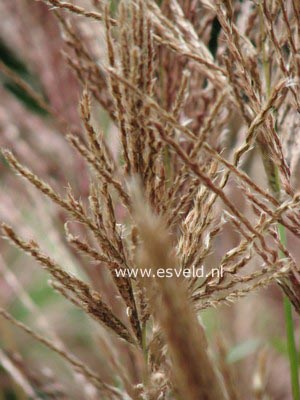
[284,295,300,400]
[278,223,300,400]
[259,5,299,392]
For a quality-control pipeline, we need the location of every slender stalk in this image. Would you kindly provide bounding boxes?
[273,150,299,400]
[284,295,300,399]
[259,3,271,99]
[272,108,299,400]
[259,3,299,395]
[278,223,300,400]
[141,322,149,386]
[141,322,148,365]
[273,137,299,400]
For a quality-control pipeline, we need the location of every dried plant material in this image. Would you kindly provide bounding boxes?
[0,349,40,400]
[1,224,134,345]
[0,307,123,398]
[131,182,228,400]
[0,0,300,399]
